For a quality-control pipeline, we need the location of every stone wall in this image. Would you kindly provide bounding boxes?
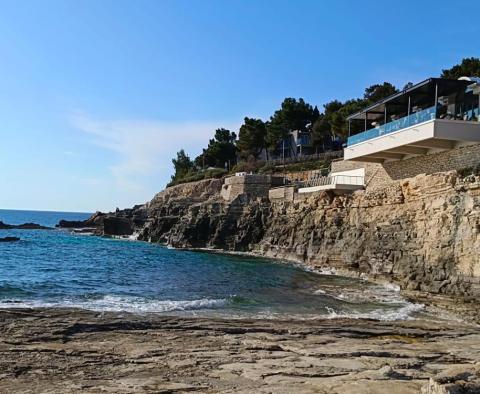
[285,169,325,182]
[221,175,284,201]
[333,143,480,190]
[383,143,480,180]
[331,160,391,189]
[268,186,295,202]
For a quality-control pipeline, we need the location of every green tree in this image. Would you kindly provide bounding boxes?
[441,57,480,79]
[311,105,321,128]
[311,114,329,151]
[363,82,398,103]
[318,100,346,140]
[171,149,194,182]
[266,98,317,151]
[329,112,346,138]
[265,117,288,151]
[236,117,266,160]
[195,128,237,169]
[311,98,366,149]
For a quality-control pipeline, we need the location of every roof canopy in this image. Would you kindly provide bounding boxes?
[347,78,473,121]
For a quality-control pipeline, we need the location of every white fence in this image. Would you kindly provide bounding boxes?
[297,175,364,188]
[267,150,343,166]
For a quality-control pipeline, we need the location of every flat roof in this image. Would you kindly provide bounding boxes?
[347,78,472,121]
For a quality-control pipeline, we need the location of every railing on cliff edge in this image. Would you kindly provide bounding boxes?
[266,150,343,166]
[295,175,365,189]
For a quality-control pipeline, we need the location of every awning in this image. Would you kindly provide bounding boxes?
[347,78,473,121]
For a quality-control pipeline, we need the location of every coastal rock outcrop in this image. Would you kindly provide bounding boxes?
[78,171,480,302]
[0,221,51,230]
[56,211,106,229]
[57,208,148,236]
[134,171,480,301]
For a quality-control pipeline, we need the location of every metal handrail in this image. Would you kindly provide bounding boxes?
[298,175,365,188]
[266,150,343,166]
[347,106,436,146]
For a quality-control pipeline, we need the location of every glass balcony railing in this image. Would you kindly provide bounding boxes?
[347,106,436,146]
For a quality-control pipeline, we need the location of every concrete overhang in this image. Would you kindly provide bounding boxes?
[344,119,480,162]
[298,183,364,195]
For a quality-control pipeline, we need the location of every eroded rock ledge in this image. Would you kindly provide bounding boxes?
[0,308,478,393]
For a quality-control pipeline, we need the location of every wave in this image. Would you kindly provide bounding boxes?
[0,294,426,321]
[314,281,406,305]
[0,295,230,313]
[324,302,424,321]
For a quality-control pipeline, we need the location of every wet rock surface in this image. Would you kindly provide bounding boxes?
[56,211,106,230]
[0,221,51,230]
[57,208,148,236]
[0,308,478,393]
[0,236,20,242]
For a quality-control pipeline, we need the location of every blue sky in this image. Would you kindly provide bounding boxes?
[0,0,478,212]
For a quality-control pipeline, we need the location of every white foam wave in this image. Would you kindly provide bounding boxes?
[382,282,401,292]
[0,295,229,313]
[127,231,140,241]
[314,281,405,305]
[324,302,424,321]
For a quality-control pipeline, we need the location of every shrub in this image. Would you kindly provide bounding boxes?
[167,168,227,187]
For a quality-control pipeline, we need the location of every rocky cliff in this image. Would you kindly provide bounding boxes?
[134,171,480,301]
[74,171,480,301]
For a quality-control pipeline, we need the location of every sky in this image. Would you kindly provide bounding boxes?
[0,0,478,212]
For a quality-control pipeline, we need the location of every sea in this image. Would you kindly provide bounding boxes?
[0,209,427,321]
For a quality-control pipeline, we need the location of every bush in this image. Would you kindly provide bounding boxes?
[258,159,331,175]
[458,165,480,179]
[167,168,227,187]
[230,159,266,174]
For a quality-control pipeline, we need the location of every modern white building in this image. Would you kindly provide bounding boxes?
[344,77,480,162]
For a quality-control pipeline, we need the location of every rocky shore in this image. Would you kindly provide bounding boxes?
[0,308,478,393]
[50,170,480,392]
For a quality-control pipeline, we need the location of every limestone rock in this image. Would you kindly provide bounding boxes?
[134,171,480,303]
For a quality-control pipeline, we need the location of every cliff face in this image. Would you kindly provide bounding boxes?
[135,172,480,300]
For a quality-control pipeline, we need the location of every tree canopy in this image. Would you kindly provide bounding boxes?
[441,57,480,79]
[194,128,237,169]
[310,83,398,148]
[171,149,194,182]
[363,82,398,103]
[236,117,266,160]
[266,98,319,150]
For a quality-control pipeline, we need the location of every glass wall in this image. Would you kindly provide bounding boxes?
[347,106,436,146]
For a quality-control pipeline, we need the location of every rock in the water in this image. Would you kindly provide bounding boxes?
[56,211,105,228]
[0,221,51,230]
[0,237,20,242]
[103,216,134,236]
[57,209,146,237]
[14,223,51,230]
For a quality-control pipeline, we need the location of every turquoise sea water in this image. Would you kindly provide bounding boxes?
[0,209,425,320]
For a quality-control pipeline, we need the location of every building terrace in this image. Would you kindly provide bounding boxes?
[344,77,480,162]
